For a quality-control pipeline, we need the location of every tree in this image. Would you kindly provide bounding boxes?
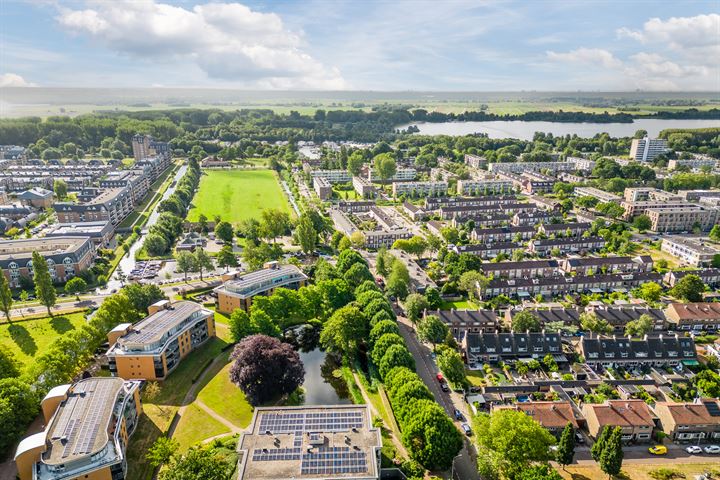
[517,464,564,480]
[370,320,400,345]
[417,315,449,345]
[147,436,179,468]
[336,249,367,274]
[347,151,365,177]
[393,236,427,259]
[556,423,576,470]
[625,314,654,337]
[296,214,317,253]
[458,270,487,301]
[0,272,13,322]
[375,247,389,276]
[580,312,613,335]
[216,245,238,272]
[599,427,624,479]
[591,426,612,462]
[229,309,255,342]
[197,213,209,234]
[634,282,663,303]
[64,277,87,300]
[633,215,652,232]
[401,399,463,469]
[372,333,406,365]
[671,274,706,302]
[32,251,56,316]
[404,293,429,324]
[175,251,197,281]
[229,335,304,405]
[250,309,281,337]
[320,306,367,358]
[0,345,20,379]
[437,349,465,386]
[473,409,555,480]
[261,208,290,243]
[123,283,166,313]
[53,179,67,199]
[379,344,415,379]
[145,233,169,256]
[214,221,234,244]
[193,248,214,280]
[349,231,366,249]
[160,446,230,480]
[710,225,720,243]
[343,262,374,289]
[512,311,541,332]
[386,261,410,300]
[374,153,397,181]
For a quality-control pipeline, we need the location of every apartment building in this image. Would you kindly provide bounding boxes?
[451,242,525,260]
[479,259,560,279]
[313,176,333,200]
[529,236,606,256]
[14,377,142,480]
[100,169,151,204]
[630,137,669,162]
[527,195,563,212]
[538,222,591,238]
[664,269,720,288]
[462,331,563,364]
[512,211,558,226]
[560,255,653,275]
[480,272,663,300]
[520,171,557,194]
[450,212,512,228]
[368,167,416,182]
[464,153,487,169]
[668,158,718,171]
[493,402,579,435]
[440,203,535,220]
[456,178,514,196]
[488,161,575,173]
[17,187,54,209]
[310,169,352,184]
[678,190,720,202]
[471,225,535,243]
[132,134,170,161]
[424,309,499,339]
[425,195,518,210]
[107,301,215,380]
[580,334,696,369]
[392,181,448,198]
[574,187,622,203]
[661,236,720,266]
[666,303,720,331]
[582,400,655,442]
[0,236,95,287]
[55,187,135,226]
[402,202,425,221]
[352,176,377,199]
[623,187,681,203]
[645,205,719,233]
[46,221,114,247]
[570,157,596,171]
[136,154,172,179]
[214,263,308,314]
[237,405,382,480]
[653,399,720,443]
[429,167,457,181]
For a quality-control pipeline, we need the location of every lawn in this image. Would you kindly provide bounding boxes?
[440,299,479,310]
[197,362,253,428]
[186,169,291,224]
[172,403,230,451]
[557,462,720,480]
[0,312,88,373]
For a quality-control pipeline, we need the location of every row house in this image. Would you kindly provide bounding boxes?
[427,220,444,237]
[471,225,535,243]
[451,242,525,260]
[424,309,499,339]
[493,402,580,436]
[665,303,720,331]
[579,334,697,369]
[664,269,720,288]
[402,201,425,221]
[538,222,591,238]
[456,179,514,196]
[569,156,596,171]
[585,305,667,332]
[512,211,558,226]
[440,202,536,220]
[337,200,375,213]
[560,255,654,275]
[529,236,606,256]
[425,195,518,210]
[582,400,655,443]
[504,307,581,329]
[462,331,563,364]
[520,171,557,194]
[309,169,352,184]
[392,180,448,198]
[362,228,412,249]
[479,259,560,279]
[527,195,563,212]
[480,272,664,300]
[653,399,720,443]
[450,212,511,228]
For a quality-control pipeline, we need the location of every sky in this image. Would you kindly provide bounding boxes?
[0,0,718,91]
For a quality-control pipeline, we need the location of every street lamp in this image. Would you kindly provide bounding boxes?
[450,453,462,480]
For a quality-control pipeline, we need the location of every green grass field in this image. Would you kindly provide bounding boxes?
[172,403,231,451]
[0,312,87,373]
[197,362,254,428]
[187,169,291,224]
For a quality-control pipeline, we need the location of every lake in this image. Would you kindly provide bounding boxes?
[402,119,720,140]
[298,348,351,405]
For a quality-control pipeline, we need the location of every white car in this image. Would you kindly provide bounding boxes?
[686,446,702,454]
[703,445,720,454]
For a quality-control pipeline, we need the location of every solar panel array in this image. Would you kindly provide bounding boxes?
[121,302,203,344]
[704,400,720,417]
[258,411,364,434]
[300,447,367,476]
[252,447,301,462]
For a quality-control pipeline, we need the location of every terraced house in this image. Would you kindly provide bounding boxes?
[462,331,563,364]
[579,334,696,369]
[14,377,142,480]
[665,303,720,331]
[106,301,215,380]
[653,399,720,443]
[560,255,653,275]
[582,400,655,443]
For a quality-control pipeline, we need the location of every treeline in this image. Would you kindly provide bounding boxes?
[0,283,165,454]
[410,109,635,123]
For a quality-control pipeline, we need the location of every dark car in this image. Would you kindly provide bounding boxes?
[454,409,463,421]
[575,432,585,444]
[440,382,450,392]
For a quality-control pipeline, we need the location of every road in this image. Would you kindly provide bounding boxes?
[396,316,480,480]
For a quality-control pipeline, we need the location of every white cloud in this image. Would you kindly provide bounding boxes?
[55,0,347,89]
[0,73,35,87]
[546,48,623,69]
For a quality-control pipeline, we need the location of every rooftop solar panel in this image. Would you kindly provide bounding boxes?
[704,401,720,417]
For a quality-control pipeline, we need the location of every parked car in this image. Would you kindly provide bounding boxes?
[648,445,667,455]
[440,382,450,392]
[436,373,444,383]
[454,409,463,421]
[575,432,585,444]
[461,423,472,436]
[686,446,703,454]
[704,445,720,454]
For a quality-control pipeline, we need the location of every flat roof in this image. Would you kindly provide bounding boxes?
[216,265,308,299]
[238,405,381,480]
[117,301,211,347]
[0,236,91,260]
[43,377,125,465]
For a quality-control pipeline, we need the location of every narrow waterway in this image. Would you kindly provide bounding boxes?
[298,348,351,406]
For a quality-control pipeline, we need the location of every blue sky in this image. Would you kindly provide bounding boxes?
[1,0,718,90]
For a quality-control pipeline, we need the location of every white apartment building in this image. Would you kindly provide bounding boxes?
[645,205,720,233]
[668,158,718,171]
[368,167,417,182]
[430,167,457,181]
[661,236,720,267]
[456,179,514,196]
[309,169,352,183]
[464,153,487,169]
[630,137,669,162]
[574,186,622,203]
[392,181,448,198]
[352,176,377,198]
[488,161,575,173]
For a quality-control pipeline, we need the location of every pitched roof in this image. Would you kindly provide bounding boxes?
[654,400,720,426]
[667,303,720,321]
[584,400,654,427]
[495,401,579,428]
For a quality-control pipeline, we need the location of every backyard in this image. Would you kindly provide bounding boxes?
[186,169,291,224]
